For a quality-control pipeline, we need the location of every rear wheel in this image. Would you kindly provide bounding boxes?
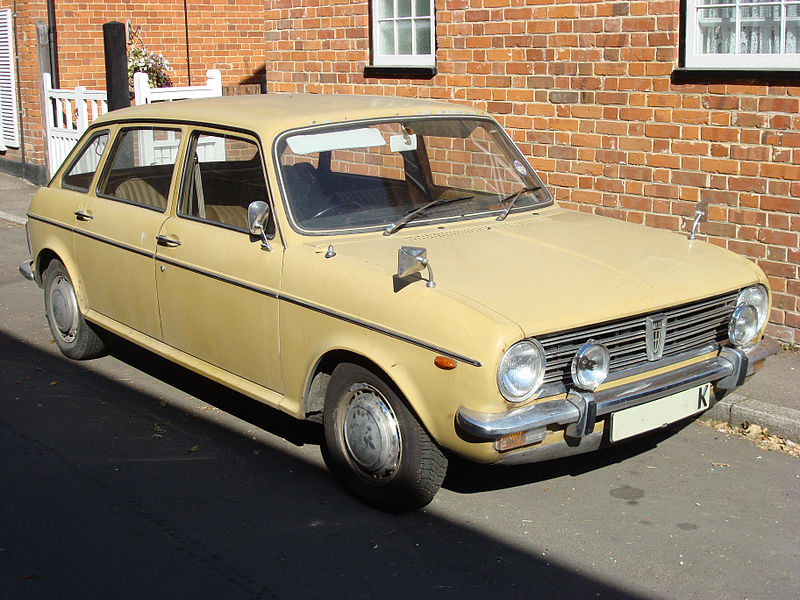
[43,259,105,360]
[323,363,447,512]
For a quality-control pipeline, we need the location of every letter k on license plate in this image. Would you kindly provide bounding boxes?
[610,383,712,443]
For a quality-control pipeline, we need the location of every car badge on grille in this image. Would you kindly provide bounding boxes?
[646,314,668,361]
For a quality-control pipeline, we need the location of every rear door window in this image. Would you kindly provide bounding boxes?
[97,127,183,211]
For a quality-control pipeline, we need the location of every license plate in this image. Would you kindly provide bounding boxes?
[609,384,711,443]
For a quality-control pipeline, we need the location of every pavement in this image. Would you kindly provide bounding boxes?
[2,170,799,444]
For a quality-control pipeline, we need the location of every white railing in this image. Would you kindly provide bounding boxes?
[43,73,108,178]
[133,69,221,105]
[43,69,224,178]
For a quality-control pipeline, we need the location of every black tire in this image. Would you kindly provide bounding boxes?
[322,363,448,512]
[43,259,105,360]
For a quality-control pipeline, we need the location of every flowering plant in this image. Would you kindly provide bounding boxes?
[128,45,172,93]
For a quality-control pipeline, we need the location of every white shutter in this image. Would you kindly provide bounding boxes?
[0,9,19,148]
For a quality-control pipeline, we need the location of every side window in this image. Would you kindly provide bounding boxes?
[61,131,109,192]
[179,131,272,233]
[97,127,183,211]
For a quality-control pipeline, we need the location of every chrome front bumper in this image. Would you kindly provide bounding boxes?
[456,338,779,445]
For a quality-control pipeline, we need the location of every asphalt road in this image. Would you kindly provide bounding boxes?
[2,221,798,600]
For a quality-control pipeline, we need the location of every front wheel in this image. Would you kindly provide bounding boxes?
[322,363,447,512]
[43,259,105,360]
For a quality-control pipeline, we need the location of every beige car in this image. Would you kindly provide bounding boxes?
[21,95,776,511]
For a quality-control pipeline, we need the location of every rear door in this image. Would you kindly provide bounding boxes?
[73,126,185,339]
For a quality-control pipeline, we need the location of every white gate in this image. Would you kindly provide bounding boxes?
[43,73,108,178]
[43,69,223,178]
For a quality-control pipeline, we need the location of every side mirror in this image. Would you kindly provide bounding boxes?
[398,246,435,288]
[688,199,709,241]
[248,201,271,250]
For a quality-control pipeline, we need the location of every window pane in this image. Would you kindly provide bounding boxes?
[697,7,735,54]
[398,0,411,18]
[62,132,108,191]
[397,19,412,54]
[180,133,266,231]
[787,3,800,53]
[741,4,780,53]
[379,21,395,55]
[377,0,393,19]
[415,0,431,17]
[98,128,182,211]
[416,19,431,55]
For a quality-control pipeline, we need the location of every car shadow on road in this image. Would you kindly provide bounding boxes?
[1,330,653,599]
[444,423,694,494]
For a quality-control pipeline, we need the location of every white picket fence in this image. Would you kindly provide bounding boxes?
[43,69,223,178]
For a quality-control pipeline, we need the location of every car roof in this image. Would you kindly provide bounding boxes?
[92,94,489,139]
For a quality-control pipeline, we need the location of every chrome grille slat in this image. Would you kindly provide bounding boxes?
[536,291,738,388]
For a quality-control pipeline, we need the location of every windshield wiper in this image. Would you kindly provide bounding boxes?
[495,186,541,221]
[384,195,474,236]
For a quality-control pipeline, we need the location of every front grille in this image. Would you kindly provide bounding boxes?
[537,290,739,387]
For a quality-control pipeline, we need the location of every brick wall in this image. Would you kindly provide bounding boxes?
[264,0,800,343]
[3,0,266,181]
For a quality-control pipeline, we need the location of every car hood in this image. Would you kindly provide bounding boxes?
[313,207,764,337]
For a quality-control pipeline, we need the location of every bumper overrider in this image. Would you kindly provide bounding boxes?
[456,338,779,464]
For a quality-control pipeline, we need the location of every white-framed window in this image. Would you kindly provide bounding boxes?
[685,0,800,69]
[371,0,436,68]
[0,8,20,148]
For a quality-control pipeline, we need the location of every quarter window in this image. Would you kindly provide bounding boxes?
[61,131,109,192]
[685,0,800,69]
[97,127,183,211]
[371,0,435,68]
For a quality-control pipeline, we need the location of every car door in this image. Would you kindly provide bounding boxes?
[154,129,283,393]
[73,126,184,339]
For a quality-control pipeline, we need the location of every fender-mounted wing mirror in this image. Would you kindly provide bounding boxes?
[398,246,436,288]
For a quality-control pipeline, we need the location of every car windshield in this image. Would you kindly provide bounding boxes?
[275,116,551,233]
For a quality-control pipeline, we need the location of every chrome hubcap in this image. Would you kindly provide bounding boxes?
[50,275,79,342]
[342,383,401,479]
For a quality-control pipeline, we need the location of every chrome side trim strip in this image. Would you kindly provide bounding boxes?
[278,295,483,367]
[75,228,155,258]
[29,213,482,368]
[155,256,280,299]
[156,256,482,368]
[27,213,74,232]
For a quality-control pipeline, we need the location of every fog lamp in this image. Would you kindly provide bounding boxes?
[571,341,610,391]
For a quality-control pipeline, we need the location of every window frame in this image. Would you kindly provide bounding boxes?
[684,0,800,70]
[370,0,436,69]
[60,130,110,193]
[177,127,275,237]
[95,125,184,213]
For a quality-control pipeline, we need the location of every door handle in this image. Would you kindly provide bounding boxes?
[156,234,182,247]
[74,210,94,221]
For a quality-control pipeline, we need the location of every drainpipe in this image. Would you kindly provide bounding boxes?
[47,0,58,87]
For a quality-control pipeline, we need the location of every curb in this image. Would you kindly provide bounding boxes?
[701,392,800,443]
[0,210,26,226]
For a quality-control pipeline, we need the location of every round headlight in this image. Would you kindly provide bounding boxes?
[736,285,768,333]
[571,341,610,391]
[497,340,546,402]
[729,304,759,348]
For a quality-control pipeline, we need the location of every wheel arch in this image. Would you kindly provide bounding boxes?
[34,246,89,310]
[302,349,420,426]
